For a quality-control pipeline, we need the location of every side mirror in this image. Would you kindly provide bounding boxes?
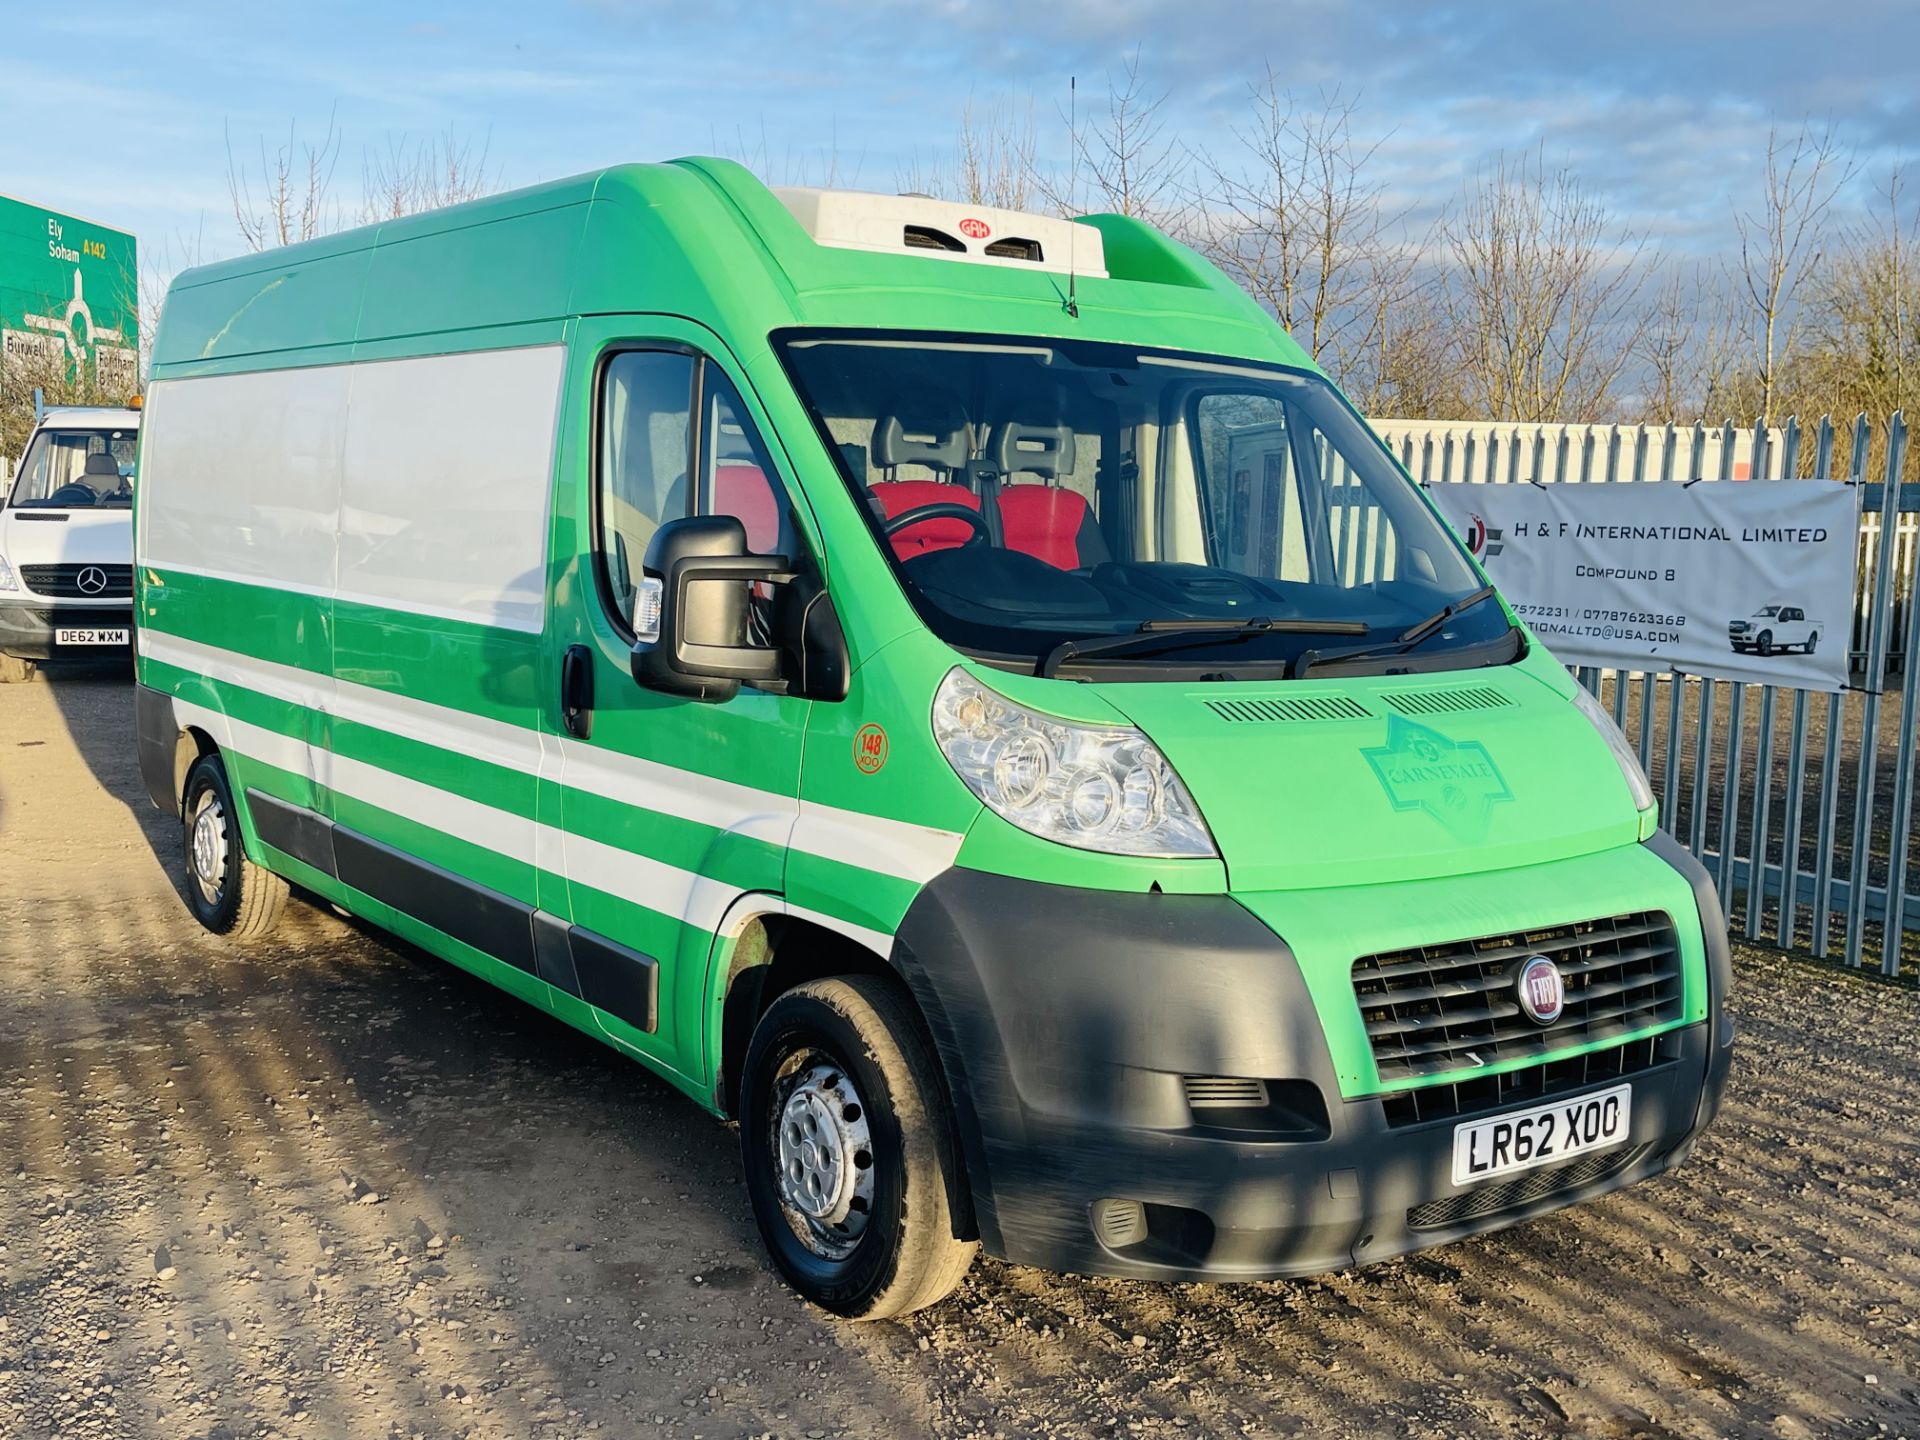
[630,515,788,702]
[629,514,851,705]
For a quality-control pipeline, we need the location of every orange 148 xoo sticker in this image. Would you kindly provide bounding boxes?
[853,723,889,774]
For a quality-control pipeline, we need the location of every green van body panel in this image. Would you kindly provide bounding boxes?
[137,156,1710,1147]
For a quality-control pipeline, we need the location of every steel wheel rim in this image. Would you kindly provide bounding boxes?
[188,788,229,906]
[769,1050,875,1260]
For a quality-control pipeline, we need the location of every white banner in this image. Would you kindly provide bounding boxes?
[1425,478,1860,691]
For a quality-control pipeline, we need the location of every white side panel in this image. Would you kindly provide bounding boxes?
[137,367,348,592]
[338,346,565,632]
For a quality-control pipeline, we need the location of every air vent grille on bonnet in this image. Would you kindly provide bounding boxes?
[1203,696,1374,723]
[1203,685,1516,723]
[1382,686,1513,716]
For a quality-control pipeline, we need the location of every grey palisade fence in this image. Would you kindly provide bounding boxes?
[1387,414,1918,978]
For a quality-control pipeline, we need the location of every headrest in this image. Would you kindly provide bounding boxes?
[872,390,969,473]
[83,451,120,478]
[991,421,1076,481]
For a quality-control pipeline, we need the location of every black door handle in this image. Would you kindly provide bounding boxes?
[560,644,595,740]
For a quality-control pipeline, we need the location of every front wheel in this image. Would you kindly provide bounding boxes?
[740,975,977,1320]
[181,752,289,937]
[1757,630,1775,656]
[0,654,36,683]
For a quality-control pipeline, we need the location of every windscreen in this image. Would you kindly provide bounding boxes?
[8,428,138,508]
[776,332,1511,676]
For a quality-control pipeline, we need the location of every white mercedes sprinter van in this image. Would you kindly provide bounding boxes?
[0,404,139,680]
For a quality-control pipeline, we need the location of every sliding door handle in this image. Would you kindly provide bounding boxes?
[560,644,595,740]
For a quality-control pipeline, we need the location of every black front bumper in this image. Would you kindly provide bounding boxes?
[0,601,133,660]
[891,834,1734,1283]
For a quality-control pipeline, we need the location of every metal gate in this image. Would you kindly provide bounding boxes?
[1389,414,1920,977]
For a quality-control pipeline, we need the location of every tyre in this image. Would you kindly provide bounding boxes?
[181,752,289,938]
[1757,630,1774,656]
[0,654,36,683]
[740,975,977,1320]
[1805,633,1818,655]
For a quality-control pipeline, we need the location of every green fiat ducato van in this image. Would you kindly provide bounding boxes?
[135,160,1733,1318]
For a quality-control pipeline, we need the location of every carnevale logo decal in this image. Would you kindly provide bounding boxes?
[1361,714,1514,842]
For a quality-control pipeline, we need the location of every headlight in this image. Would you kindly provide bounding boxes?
[0,557,16,592]
[932,668,1216,857]
[1571,682,1654,812]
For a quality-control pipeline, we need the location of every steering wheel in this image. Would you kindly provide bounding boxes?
[881,502,991,547]
[47,483,98,507]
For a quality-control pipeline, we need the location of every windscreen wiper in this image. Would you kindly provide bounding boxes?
[1290,585,1502,679]
[1040,616,1367,678]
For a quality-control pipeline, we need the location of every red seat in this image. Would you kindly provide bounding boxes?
[999,485,1103,569]
[871,481,981,560]
[987,420,1104,569]
[713,463,781,554]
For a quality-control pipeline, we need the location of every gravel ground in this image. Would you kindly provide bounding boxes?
[1,667,1916,1440]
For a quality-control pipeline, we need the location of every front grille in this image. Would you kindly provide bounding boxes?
[1408,1143,1651,1230]
[19,563,132,598]
[1381,1029,1682,1128]
[1183,1076,1269,1109]
[1352,911,1685,1086]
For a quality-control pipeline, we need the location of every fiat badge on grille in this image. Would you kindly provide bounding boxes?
[1516,955,1565,1025]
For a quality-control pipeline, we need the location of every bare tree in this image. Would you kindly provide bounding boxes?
[227,114,502,253]
[362,129,496,223]
[956,95,1038,210]
[1042,50,1183,224]
[1439,149,1649,423]
[1729,121,1855,426]
[227,113,343,252]
[1631,261,1741,421]
[896,95,1039,209]
[1798,166,1918,417]
[1348,281,1470,419]
[716,117,860,189]
[1193,75,1419,385]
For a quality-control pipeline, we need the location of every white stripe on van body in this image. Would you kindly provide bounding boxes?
[146,630,964,885]
[173,698,896,958]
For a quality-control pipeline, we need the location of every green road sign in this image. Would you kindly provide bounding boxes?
[0,194,139,398]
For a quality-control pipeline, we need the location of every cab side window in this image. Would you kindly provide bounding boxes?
[599,351,695,624]
[1194,393,1311,582]
[596,349,800,633]
[701,369,795,558]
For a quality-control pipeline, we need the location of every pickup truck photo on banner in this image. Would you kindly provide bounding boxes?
[1423,478,1858,691]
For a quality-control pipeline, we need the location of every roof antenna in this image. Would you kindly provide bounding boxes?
[1065,74,1080,319]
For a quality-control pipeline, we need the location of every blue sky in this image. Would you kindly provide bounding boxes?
[5,0,1918,285]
